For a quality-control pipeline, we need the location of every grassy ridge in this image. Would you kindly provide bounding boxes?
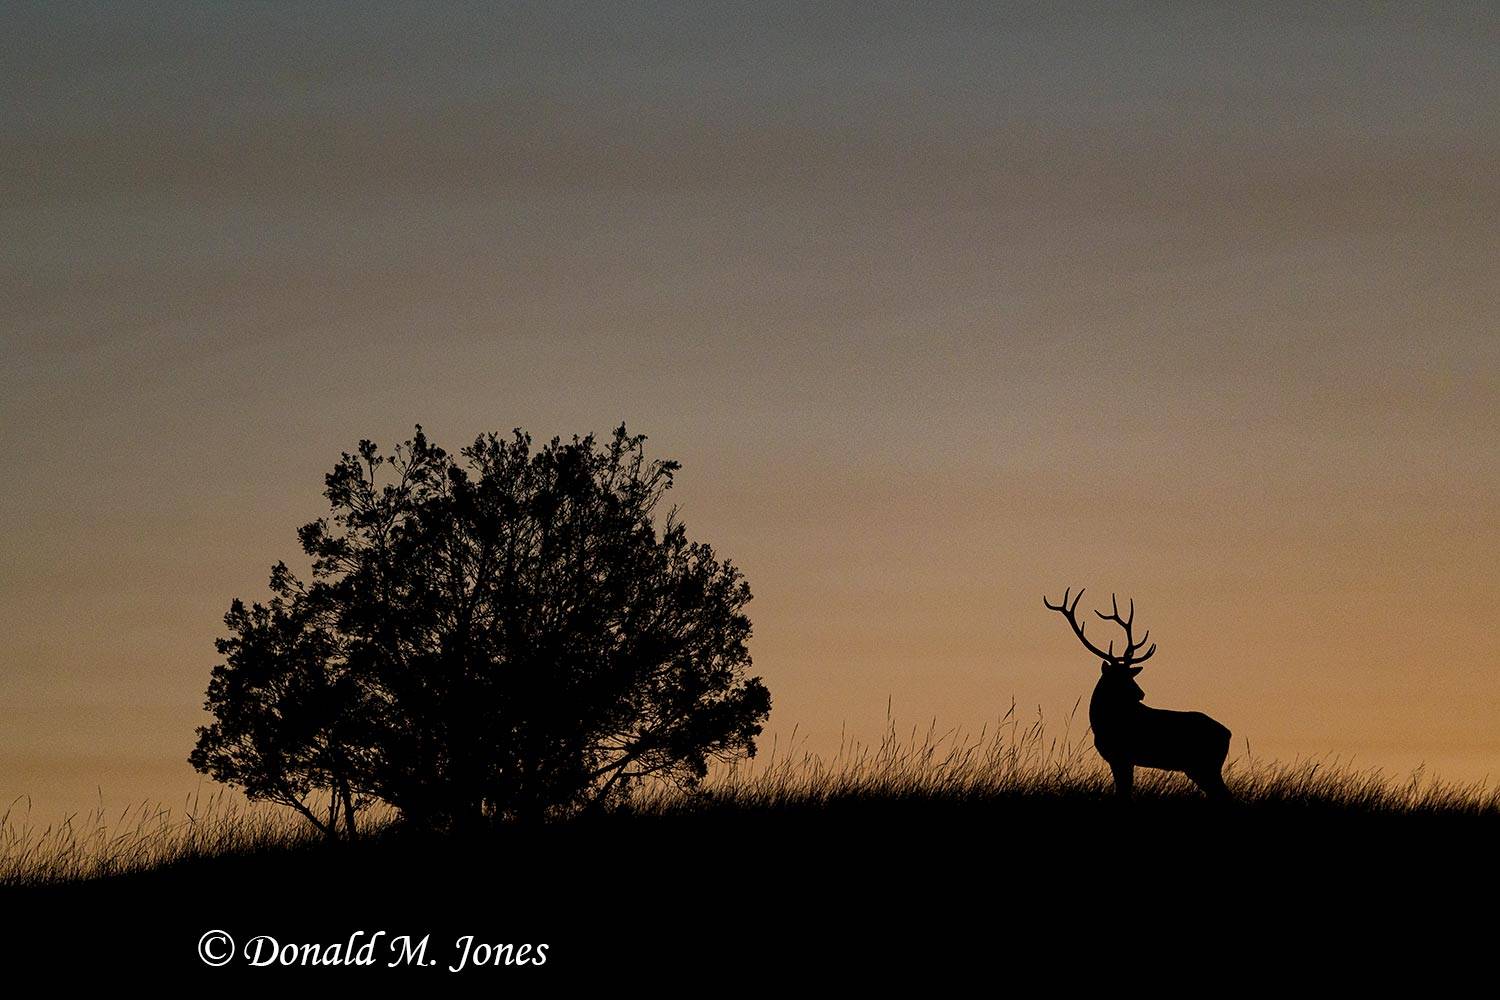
[6,720,1496,981]
[7,709,1496,888]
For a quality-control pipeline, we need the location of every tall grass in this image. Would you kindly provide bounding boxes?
[5,709,1496,885]
[654,699,1111,810]
[0,788,324,887]
[641,700,1500,818]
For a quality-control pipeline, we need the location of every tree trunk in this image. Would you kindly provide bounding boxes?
[326,791,341,843]
[336,773,359,841]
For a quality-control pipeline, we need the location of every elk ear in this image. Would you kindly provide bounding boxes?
[1100,662,1109,674]
[1129,666,1143,676]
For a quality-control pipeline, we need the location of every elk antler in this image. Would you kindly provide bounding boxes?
[1043,587,1158,666]
[1093,592,1157,665]
[1043,587,1115,661]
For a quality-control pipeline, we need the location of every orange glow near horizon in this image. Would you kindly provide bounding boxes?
[3,4,1497,825]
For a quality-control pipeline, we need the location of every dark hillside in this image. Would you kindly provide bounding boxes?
[14,788,1495,985]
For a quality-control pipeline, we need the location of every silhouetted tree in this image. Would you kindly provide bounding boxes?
[191,425,770,833]
[189,563,371,840]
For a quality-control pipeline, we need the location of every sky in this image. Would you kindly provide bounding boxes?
[3,2,1497,825]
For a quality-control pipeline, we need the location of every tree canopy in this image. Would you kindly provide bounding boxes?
[191,425,771,834]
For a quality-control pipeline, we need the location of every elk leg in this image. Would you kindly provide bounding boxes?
[1190,769,1232,802]
[1109,761,1134,798]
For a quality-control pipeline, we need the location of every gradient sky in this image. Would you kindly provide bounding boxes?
[4,2,1497,824]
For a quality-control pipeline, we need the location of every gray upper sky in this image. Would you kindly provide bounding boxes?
[3,2,1497,821]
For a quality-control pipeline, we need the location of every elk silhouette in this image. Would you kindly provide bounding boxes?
[1044,588,1232,800]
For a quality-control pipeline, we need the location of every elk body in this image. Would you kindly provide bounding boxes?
[1044,588,1231,800]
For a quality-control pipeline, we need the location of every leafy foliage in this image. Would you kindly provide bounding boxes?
[192,425,770,833]
[188,566,369,840]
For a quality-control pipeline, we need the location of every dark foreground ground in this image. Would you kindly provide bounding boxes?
[8,793,1496,986]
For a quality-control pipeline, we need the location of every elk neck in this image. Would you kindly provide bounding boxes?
[1088,670,1146,732]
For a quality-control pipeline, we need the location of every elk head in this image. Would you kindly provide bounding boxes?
[1042,588,1157,703]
